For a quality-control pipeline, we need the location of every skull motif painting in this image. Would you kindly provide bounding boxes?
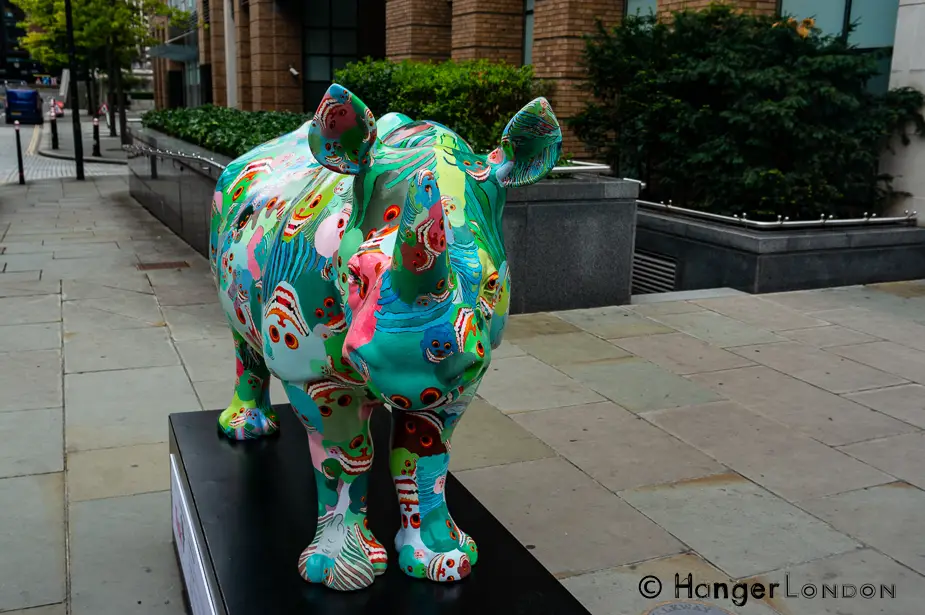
[210,83,562,591]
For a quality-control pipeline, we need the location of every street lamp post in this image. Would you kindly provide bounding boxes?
[64,0,84,180]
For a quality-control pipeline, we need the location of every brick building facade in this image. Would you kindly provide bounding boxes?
[152,0,900,157]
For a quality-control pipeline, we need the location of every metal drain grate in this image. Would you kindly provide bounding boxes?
[136,261,190,271]
[632,250,677,295]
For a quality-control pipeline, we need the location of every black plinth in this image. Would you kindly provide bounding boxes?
[168,404,592,615]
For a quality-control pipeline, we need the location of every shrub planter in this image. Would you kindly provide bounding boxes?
[129,127,639,313]
[634,207,925,294]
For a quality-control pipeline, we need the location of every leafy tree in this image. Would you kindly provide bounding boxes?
[570,3,925,219]
[14,0,187,138]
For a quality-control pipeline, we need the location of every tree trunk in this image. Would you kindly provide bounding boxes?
[116,66,129,145]
[106,43,117,137]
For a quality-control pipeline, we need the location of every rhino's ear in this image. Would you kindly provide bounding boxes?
[308,84,378,175]
[376,112,414,140]
[488,97,563,188]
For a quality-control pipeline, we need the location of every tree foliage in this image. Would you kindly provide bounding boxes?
[570,3,925,219]
[13,0,186,72]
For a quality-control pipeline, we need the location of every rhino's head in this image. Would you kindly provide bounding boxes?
[307,84,561,412]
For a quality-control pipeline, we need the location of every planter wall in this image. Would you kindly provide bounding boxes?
[634,208,925,294]
[128,128,639,313]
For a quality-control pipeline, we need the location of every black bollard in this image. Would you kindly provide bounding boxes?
[92,117,101,157]
[50,110,59,150]
[14,121,25,185]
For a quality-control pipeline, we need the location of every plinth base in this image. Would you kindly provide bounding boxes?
[169,404,592,615]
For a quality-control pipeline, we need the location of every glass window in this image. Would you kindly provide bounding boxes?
[331,0,357,28]
[304,29,330,54]
[625,0,656,16]
[779,0,846,37]
[332,30,356,55]
[307,56,330,81]
[332,56,353,72]
[305,0,330,25]
[848,0,899,49]
[523,0,534,65]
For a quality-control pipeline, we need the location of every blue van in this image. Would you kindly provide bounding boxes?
[4,88,43,124]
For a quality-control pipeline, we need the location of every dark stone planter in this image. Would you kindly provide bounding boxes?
[635,208,925,294]
[128,128,639,313]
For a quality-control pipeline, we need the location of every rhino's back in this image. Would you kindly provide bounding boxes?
[210,125,355,371]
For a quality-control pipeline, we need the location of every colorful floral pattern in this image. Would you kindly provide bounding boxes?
[210,84,562,591]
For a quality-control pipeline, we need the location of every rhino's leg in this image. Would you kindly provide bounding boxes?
[390,404,478,583]
[217,331,278,440]
[285,379,387,591]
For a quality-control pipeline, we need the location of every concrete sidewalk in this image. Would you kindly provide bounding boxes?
[1,176,925,614]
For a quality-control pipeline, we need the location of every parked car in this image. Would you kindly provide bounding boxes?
[4,88,43,124]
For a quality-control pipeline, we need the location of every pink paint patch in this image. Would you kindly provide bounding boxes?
[434,476,445,494]
[308,431,327,472]
[246,226,264,280]
[235,357,245,378]
[315,212,349,257]
[212,190,223,215]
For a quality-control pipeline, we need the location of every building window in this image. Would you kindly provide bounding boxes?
[779,0,899,94]
[303,0,359,110]
[625,0,657,16]
[523,0,534,65]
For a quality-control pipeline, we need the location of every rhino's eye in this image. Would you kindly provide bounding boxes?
[444,342,452,350]
[431,340,440,348]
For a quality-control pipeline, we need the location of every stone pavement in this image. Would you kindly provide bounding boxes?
[2,177,925,615]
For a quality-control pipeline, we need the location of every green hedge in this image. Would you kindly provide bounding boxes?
[333,58,549,154]
[570,4,925,219]
[141,58,552,159]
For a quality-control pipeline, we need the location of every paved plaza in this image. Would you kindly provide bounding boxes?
[1,176,925,614]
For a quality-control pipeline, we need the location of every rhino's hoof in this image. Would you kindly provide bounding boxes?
[218,406,279,440]
[298,524,387,591]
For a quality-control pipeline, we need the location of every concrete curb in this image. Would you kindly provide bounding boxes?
[36,113,129,165]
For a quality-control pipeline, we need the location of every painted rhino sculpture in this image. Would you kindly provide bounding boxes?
[209,83,562,591]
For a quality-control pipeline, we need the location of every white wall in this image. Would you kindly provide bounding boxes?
[882,0,925,225]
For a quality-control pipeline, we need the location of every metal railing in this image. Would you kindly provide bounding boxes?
[637,198,919,229]
[123,143,619,176]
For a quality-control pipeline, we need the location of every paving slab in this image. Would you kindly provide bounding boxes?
[613,332,756,375]
[626,300,704,317]
[651,310,786,347]
[620,473,861,579]
[161,302,232,342]
[843,384,925,429]
[61,279,154,301]
[691,295,829,331]
[0,408,63,478]
[839,432,925,490]
[563,553,780,615]
[0,252,54,272]
[64,326,179,373]
[0,349,62,412]
[500,312,581,340]
[729,341,907,394]
[510,331,631,367]
[810,307,925,352]
[748,548,925,615]
[0,322,61,352]
[0,473,65,611]
[174,337,234,382]
[151,283,220,307]
[69,491,185,615]
[457,457,685,577]
[644,401,893,501]
[52,242,123,259]
[1,604,66,615]
[558,358,725,413]
[826,340,925,385]
[65,365,201,451]
[515,401,725,491]
[67,442,169,502]
[689,366,915,446]
[192,378,234,411]
[778,324,880,348]
[0,294,61,325]
[554,306,676,339]
[0,278,59,297]
[476,355,605,413]
[448,398,556,472]
[800,482,925,576]
[490,339,526,359]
